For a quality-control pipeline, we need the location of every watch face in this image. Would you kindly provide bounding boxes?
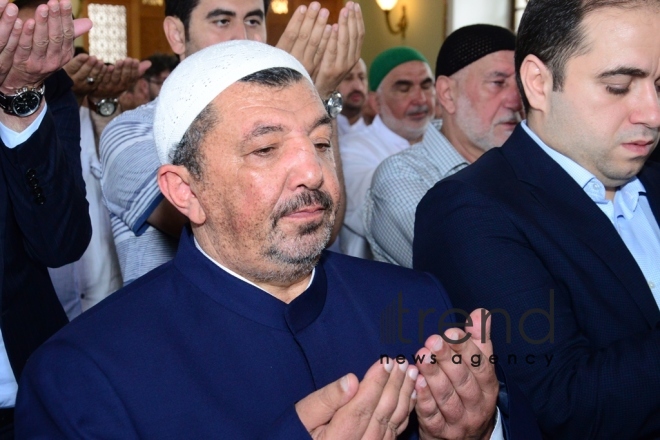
[12,91,41,117]
[326,91,343,119]
[98,101,117,117]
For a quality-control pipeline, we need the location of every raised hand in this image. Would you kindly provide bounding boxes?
[414,309,499,440]
[276,1,330,76]
[296,358,419,439]
[0,1,22,87]
[63,53,107,101]
[313,1,364,99]
[2,0,92,92]
[90,57,151,100]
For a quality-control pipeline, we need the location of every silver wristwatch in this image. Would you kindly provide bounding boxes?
[0,84,45,117]
[89,98,119,117]
[323,91,343,119]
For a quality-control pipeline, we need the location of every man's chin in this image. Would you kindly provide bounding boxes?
[268,227,331,262]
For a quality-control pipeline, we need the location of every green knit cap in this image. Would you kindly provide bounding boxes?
[368,46,429,92]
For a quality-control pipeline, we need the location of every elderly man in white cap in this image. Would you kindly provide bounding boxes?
[13,41,526,440]
[99,0,361,286]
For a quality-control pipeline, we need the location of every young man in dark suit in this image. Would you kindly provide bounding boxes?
[414,0,660,438]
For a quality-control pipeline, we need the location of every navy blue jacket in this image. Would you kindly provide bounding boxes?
[0,70,91,379]
[414,125,660,439]
[17,227,540,439]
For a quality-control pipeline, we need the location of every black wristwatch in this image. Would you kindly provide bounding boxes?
[0,84,45,117]
[323,91,343,119]
[88,97,119,117]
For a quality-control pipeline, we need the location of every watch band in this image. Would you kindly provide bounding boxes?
[0,84,46,118]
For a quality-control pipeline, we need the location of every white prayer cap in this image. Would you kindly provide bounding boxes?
[154,40,313,165]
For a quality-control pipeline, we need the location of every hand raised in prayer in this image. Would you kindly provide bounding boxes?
[276,2,331,76]
[296,358,419,439]
[0,1,22,88]
[1,0,92,93]
[312,1,364,99]
[63,53,107,102]
[89,57,151,100]
[414,309,499,440]
[275,1,331,78]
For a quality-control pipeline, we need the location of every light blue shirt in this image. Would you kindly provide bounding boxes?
[100,99,178,285]
[522,121,660,306]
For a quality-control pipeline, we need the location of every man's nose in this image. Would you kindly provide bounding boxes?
[633,82,660,129]
[229,24,249,41]
[287,141,325,190]
[353,79,366,93]
[410,86,427,104]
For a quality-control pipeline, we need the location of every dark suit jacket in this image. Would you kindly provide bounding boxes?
[413,125,660,439]
[0,69,91,380]
[17,226,541,439]
[649,144,660,163]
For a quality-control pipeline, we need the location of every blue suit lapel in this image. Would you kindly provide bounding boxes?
[501,126,660,328]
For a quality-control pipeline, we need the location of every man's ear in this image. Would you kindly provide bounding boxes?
[163,16,186,57]
[435,75,457,115]
[520,54,553,114]
[368,91,380,114]
[157,164,206,225]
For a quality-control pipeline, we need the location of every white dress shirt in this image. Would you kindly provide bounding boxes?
[48,106,123,318]
[522,121,660,306]
[337,113,367,138]
[339,115,411,258]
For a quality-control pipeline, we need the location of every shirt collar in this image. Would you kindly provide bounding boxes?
[617,178,645,219]
[172,228,325,332]
[337,114,366,134]
[521,120,646,215]
[421,119,469,177]
[371,115,411,147]
[194,237,315,294]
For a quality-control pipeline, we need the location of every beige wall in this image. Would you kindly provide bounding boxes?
[447,0,511,33]
[354,0,446,76]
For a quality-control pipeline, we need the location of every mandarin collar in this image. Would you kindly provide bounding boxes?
[174,227,327,332]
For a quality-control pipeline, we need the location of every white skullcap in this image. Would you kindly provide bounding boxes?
[154,40,313,165]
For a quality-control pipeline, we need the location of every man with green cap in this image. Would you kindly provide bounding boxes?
[365,24,521,268]
[339,46,435,258]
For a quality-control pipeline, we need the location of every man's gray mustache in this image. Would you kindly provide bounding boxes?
[272,190,334,227]
[406,106,429,116]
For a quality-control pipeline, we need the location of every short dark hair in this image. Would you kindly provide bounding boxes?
[165,0,270,35]
[12,0,47,9]
[515,0,659,113]
[172,67,303,179]
[143,53,179,79]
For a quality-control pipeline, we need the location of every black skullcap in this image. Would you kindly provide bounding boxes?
[436,24,516,78]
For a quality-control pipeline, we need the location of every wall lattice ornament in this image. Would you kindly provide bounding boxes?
[87,4,127,64]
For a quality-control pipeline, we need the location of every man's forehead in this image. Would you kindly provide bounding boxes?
[194,0,264,15]
[383,61,432,84]
[213,79,321,116]
[573,6,660,72]
[467,50,516,77]
[352,60,367,75]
